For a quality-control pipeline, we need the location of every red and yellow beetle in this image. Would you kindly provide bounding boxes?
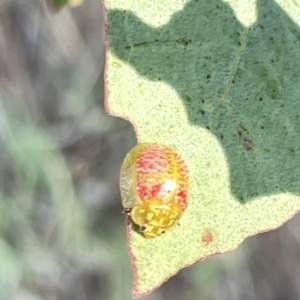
[120,143,189,238]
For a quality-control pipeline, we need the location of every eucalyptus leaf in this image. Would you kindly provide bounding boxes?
[105,0,300,297]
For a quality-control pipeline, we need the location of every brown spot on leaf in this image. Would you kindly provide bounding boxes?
[202,229,214,245]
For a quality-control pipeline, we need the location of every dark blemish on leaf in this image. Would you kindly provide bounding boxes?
[125,41,149,49]
[220,134,224,139]
[206,74,211,79]
[237,126,252,149]
[259,24,264,29]
[259,97,263,101]
[199,109,205,115]
[280,104,284,107]
[216,4,220,8]
[244,138,253,150]
[245,97,249,100]
[201,99,205,103]
[232,79,235,83]
[271,59,275,63]
[239,124,249,133]
[202,229,214,245]
[206,126,210,130]
[238,42,241,46]
[186,95,191,102]
[158,77,161,81]
[260,125,264,129]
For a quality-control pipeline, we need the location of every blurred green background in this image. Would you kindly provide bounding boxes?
[0,0,300,299]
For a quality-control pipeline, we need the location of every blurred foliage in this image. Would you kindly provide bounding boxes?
[0,0,300,300]
[45,0,84,11]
